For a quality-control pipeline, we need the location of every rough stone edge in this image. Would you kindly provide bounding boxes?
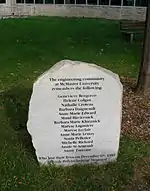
[34,59,123,90]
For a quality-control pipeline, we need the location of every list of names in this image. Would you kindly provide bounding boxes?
[50,77,104,154]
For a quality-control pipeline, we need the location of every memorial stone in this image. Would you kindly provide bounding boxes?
[27,60,123,166]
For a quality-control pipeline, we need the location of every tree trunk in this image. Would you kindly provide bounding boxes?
[137,1,150,94]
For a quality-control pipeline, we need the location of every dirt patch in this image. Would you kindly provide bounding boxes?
[134,157,150,183]
[121,77,150,143]
[125,157,150,191]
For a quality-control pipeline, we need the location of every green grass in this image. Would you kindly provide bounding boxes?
[0,17,143,90]
[0,17,149,190]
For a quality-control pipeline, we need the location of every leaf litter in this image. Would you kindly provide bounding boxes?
[121,77,150,144]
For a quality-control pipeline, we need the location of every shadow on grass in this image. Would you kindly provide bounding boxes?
[3,86,38,163]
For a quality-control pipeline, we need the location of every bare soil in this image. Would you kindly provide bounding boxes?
[121,77,150,144]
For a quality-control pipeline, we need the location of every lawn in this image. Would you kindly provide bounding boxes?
[0,17,149,191]
[0,17,143,90]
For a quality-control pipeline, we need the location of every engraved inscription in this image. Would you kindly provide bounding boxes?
[49,77,103,154]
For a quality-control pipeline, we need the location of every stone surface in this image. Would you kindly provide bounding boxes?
[27,60,123,166]
[0,4,146,21]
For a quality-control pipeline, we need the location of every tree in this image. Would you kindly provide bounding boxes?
[137,1,150,94]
